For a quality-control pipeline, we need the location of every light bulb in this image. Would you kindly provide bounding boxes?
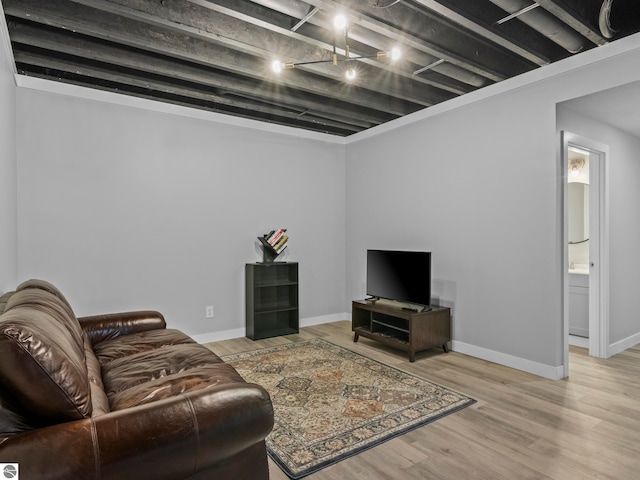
[333,14,347,30]
[390,47,401,61]
[271,60,283,73]
[345,67,356,81]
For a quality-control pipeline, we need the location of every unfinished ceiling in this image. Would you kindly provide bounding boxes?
[3,0,640,136]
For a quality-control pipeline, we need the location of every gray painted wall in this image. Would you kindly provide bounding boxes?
[557,106,640,347]
[0,13,17,292]
[16,90,346,336]
[346,88,562,368]
[8,17,640,375]
[345,39,640,373]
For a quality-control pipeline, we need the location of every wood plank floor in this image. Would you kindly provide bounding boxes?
[206,321,640,480]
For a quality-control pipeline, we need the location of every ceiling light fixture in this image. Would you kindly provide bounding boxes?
[271,14,401,82]
[345,67,357,81]
[333,14,347,30]
[569,158,585,177]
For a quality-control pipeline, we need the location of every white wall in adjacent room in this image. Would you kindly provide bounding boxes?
[16,88,347,337]
[557,105,640,350]
[0,12,17,292]
[345,34,640,378]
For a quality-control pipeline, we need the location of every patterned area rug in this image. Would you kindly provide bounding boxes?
[222,339,475,479]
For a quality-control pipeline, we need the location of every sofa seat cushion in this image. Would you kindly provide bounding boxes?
[100,341,244,410]
[108,362,246,410]
[92,328,196,364]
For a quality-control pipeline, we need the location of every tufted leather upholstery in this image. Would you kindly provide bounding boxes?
[0,280,274,479]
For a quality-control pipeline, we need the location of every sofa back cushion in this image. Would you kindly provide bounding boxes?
[0,284,91,435]
[16,279,77,320]
[0,291,13,314]
[13,280,85,351]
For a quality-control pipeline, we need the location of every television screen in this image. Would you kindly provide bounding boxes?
[366,250,431,306]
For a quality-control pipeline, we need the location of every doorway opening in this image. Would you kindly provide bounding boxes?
[562,131,609,377]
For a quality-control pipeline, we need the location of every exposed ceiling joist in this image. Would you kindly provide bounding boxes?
[3,0,639,136]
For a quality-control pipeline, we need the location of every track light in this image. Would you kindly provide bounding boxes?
[271,13,401,82]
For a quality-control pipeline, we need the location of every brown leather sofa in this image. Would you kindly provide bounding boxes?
[0,279,274,479]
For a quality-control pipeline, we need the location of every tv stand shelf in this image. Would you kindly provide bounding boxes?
[352,299,450,362]
[372,319,409,333]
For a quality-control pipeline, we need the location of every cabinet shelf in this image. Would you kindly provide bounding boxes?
[255,305,298,315]
[246,262,299,340]
[257,326,298,337]
[254,280,298,288]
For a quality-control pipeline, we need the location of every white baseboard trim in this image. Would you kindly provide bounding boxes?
[192,313,350,345]
[300,313,349,328]
[193,319,569,380]
[607,331,640,357]
[569,335,589,349]
[192,328,245,345]
[452,340,565,380]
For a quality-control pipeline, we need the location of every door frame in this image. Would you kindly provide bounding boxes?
[561,131,610,377]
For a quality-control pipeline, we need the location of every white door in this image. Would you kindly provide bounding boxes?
[562,131,609,376]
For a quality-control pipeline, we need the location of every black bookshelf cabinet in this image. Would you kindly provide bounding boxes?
[245,262,299,340]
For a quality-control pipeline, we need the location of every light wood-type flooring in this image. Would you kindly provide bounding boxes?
[206,321,640,480]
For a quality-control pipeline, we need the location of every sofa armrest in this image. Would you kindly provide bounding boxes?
[0,382,274,480]
[78,310,166,345]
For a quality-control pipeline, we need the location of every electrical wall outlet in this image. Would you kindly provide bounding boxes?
[205,305,214,318]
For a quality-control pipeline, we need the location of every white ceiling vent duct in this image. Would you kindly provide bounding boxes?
[599,0,616,39]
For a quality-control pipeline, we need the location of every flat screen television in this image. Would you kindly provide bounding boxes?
[366,250,431,307]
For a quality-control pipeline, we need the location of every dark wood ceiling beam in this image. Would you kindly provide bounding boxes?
[301,0,534,82]
[13,48,362,134]
[6,19,383,128]
[3,0,417,117]
[535,0,607,46]
[88,0,447,107]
